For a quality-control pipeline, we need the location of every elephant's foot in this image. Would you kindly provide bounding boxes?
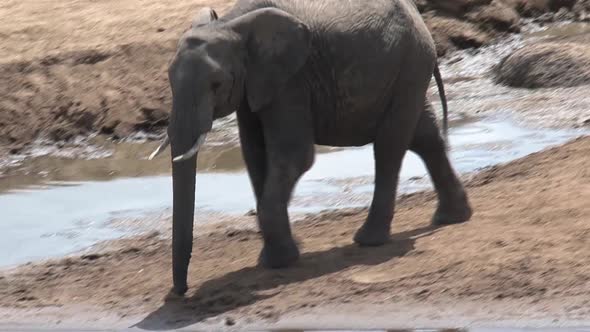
[258,238,300,268]
[172,283,188,296]
[167,285,188,298]
[354,223,391,246]
[432,194,473,225]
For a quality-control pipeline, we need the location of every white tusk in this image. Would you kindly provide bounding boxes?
[172,134,207,162]
[148,136,170,160]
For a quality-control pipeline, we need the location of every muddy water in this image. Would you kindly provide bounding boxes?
[435,24,590,129]
[0,116,584,267]
[525,22,590,41]
[1,23,589,267]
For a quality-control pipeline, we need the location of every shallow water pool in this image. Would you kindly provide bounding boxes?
[0,115,585,267]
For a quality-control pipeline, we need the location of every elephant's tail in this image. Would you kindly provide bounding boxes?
[433,61,448,139]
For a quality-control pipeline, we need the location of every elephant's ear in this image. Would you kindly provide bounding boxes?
[227,8,311,111]
[191,7,218,28]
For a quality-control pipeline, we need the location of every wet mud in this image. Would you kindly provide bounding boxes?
[0,136,589,331]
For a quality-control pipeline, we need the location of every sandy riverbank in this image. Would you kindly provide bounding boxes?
[2,0,590,330]
[1,135,588,330]
[2,0,587,154]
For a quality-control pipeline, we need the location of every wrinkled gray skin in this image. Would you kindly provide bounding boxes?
[163,0,473,295]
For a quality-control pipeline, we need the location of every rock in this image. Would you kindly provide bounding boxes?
[225,317,236,326]
[425,16,492,56]
[533,12,556,22]
[550,0,577,11]
[48,126,76,141]
[100,119,120,135]
[554,6,576,19]
[112,121,135,139]
[519,0,576,16]
[573,0,590,18]
[135,106,168,132]
[71,109,97,131]
[421,0,493,16]
[413,0,429,12]
[138,106,168,124]
[468,0,521,32]
[81,254,102,261]
[494,42,590,88]
[414,0,582,58]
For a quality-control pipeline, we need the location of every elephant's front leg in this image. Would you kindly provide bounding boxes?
[256,159,306,268]
[237,101,266,201]
[239,107,300,267]
[256,138,314,268]
[254,102,315,268]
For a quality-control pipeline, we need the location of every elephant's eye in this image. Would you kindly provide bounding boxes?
[211,82,221,93]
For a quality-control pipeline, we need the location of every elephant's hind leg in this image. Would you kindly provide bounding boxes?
[354,84,426,246]
[409,102,472,225]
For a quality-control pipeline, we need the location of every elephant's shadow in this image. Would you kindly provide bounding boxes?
[134,224,440,330]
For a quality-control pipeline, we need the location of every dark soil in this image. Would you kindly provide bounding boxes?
[1,0,588,154]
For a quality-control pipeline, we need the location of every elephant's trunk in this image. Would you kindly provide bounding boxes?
[169,107,206,294]
[167,62,214,295]
[170,147,197,295]
[168,104,213,296]
[170,130,208,295]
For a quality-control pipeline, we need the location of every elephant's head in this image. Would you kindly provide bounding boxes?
[149,6,311,295]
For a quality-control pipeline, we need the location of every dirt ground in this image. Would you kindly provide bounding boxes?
[1,136,588,329]
[2,0,590,329]
[0,0,232,154]
[0,0,585,154]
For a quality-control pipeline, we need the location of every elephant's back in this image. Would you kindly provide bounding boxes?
[229,0,437,146]
[289,0,436,145]
[280,0,431,40]
[229,0,434,53]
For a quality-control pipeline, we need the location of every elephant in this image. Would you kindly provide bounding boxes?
[149,0,473,295]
